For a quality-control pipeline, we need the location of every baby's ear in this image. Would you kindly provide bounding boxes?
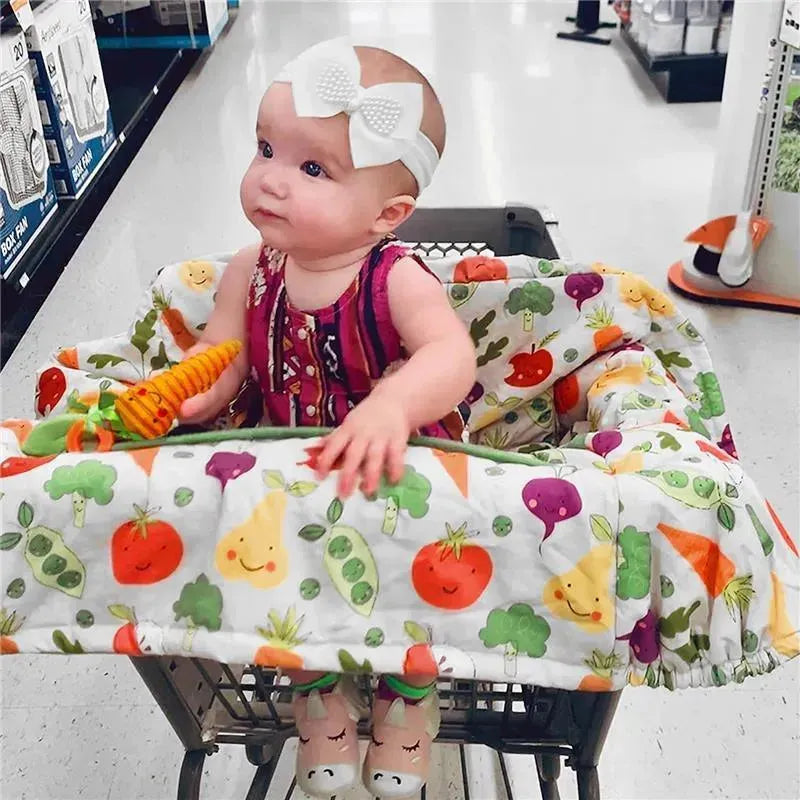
[372,194,416,236]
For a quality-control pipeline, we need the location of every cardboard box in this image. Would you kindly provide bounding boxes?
[0,24,58,279]
[25,0,117,198]
[90,1,228,49]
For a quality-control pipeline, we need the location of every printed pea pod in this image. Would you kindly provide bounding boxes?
[639,469,723,510]
[24,525,86,598]
[323,524,378,617]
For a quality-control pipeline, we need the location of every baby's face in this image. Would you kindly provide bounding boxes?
[240,83,403,260]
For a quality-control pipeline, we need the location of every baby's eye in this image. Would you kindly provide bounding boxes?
[301,161,327,178]
[259,140,273,159]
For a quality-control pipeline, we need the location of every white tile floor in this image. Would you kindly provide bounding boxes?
[2,2,799,799]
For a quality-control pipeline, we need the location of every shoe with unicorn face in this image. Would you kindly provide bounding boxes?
[292,675,365,799]
[362,678,441,799]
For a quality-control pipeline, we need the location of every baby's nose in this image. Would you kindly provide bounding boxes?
[260,167,289,199]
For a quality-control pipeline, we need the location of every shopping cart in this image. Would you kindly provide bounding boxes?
[131,205,622,800]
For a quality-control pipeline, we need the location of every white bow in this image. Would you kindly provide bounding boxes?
[275,39,438,190]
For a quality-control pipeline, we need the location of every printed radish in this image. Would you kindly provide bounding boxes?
[565,273,604,310]
[205,451,257,490]
[522,477,583,544]
[616,610,659,664]
[466,382,484,405]
[590,430,623,458]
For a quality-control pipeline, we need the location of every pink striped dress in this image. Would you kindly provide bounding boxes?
[245,238,466,439]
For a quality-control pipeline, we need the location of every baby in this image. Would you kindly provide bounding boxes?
[178,39,475,799]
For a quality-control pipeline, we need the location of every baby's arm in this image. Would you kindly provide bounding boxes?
[178,244,260,424]
[316,257,476,496]
[381,257,476,428]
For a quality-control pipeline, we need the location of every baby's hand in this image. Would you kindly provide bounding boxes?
[314,393,409,498]
[178,342,244,425]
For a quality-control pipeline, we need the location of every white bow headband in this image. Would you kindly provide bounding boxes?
[274,39,440,192]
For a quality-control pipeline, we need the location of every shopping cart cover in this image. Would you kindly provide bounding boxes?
[2,253,798,691]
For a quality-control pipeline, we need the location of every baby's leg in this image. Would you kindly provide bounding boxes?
[363,673,441,798]
[288,670,362,799]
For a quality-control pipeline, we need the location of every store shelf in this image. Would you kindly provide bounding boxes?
[620,23,727,102]
[1,48,200,368]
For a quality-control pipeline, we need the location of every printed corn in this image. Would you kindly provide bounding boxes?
[115,340,241,438]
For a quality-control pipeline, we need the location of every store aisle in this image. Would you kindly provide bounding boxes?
[2,2,798,799]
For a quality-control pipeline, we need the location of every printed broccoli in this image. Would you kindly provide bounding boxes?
[504,280,554,332]
[44,460,117,528]
[479,603,551,676]
[694,372,725,419]
[373,466,431,535]
[173,573,223,651]
[616,526,651,600]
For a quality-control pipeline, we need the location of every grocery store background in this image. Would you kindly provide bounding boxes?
[1,2,798,800]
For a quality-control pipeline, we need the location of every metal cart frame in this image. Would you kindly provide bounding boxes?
[132,205,622,800]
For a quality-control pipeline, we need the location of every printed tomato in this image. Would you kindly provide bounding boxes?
[113,622,143,655]
[412,523,492,610]
[111,505,183,585]
[403,642,439,676]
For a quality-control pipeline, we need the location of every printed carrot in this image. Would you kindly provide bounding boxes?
[129,447,160,476]
[115,340,241,439]
[695,438,734,463]
[578,673,614,692]
[765,500,798,558]
[152,287,198,351]
[585,305,624,352]
[56,347,79,369]
[657,522,754,616]
[663,409,689,430]
[433,449,468,498]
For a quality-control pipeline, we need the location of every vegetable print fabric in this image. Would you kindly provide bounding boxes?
[1,252,798,692]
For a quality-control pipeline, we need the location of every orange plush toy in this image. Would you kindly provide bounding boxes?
[115,340,241,439]
[21,340,241,457]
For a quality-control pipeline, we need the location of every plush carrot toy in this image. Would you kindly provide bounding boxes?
[21,340,242,456]
[115,340,241,438]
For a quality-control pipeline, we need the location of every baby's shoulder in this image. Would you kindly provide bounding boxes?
[385,251,440,291]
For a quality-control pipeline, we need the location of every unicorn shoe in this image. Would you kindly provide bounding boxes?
[362,676,440,799]
[292,674,365,799]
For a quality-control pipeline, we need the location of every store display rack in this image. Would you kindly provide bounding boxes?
[1,47,200,368]
[620,22,728,102]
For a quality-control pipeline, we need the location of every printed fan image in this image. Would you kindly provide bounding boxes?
[0,76,46,208]
[58,32,107,142]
